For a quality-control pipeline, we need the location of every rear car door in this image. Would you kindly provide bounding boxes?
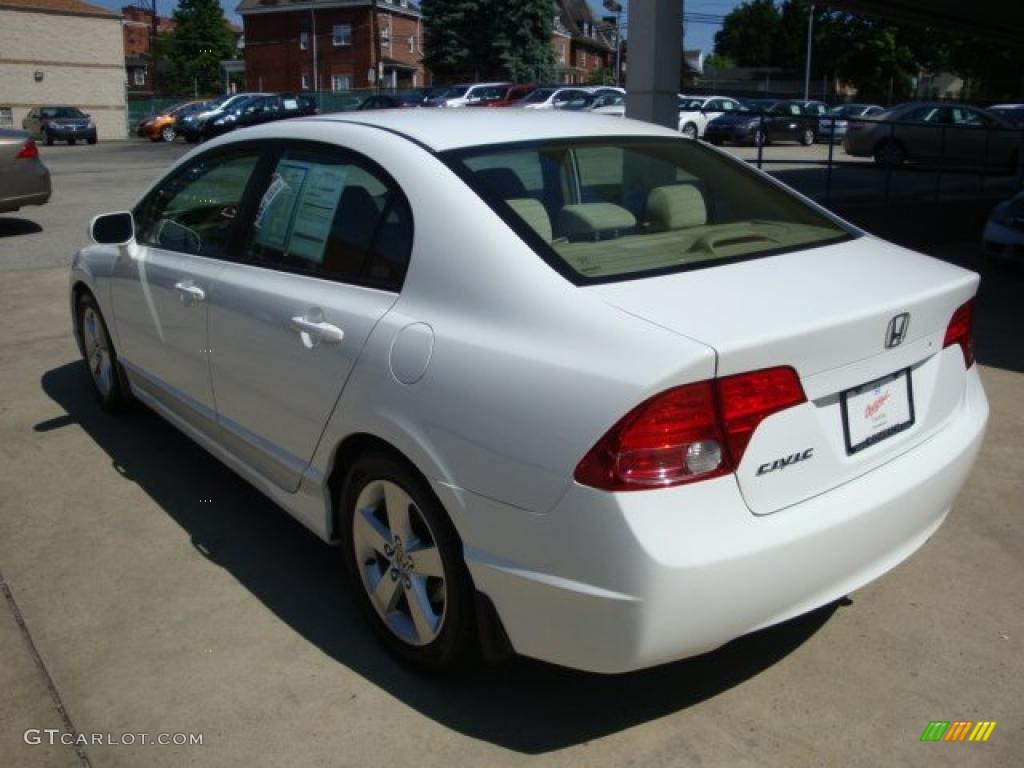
[110,145,265,435]
[207,141,414,491]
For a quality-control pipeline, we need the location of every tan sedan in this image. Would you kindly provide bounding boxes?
[0,128,51,213]
[844,102,1021,168]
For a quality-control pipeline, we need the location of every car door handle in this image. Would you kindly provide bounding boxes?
[290,316,344,345]
[174,281,206,303]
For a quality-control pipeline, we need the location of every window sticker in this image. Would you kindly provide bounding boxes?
[254,161,309,250]
[253,161,348,264]
[287,165,348,264]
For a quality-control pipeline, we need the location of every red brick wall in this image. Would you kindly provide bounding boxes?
[243,7,425,92]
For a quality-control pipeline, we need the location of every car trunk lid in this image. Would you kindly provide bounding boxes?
[589,236,979,514]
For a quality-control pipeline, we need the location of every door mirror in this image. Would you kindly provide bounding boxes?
[89,212,134,245]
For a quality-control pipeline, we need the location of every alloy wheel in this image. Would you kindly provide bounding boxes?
[82,306,113,397]
[352,479,447,646]
[160,125,176,142]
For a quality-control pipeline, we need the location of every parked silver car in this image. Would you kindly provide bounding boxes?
[843,102,1020,168]
[0,128,51,213]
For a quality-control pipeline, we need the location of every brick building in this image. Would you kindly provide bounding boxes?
[0,0,127,138]
[553,0,615,85]
[239,0,426,93]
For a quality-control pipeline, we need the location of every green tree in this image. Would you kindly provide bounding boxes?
[491,0,554,83]
[713,0,781,67]
[422,0,552,82]
[421,0,484,81]
[161,0,236,97]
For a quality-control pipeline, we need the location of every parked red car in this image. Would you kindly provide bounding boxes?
[484,84,538,108]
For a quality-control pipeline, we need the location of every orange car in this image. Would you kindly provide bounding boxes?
[136,99,208,142]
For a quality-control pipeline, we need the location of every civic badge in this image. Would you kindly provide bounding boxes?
[885,313,910,348]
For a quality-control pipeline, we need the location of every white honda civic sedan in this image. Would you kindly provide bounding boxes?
[70,110,988,674]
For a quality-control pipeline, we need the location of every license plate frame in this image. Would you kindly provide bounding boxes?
[840,368,915,455]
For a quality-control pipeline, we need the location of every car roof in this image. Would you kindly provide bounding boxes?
[308,110,679,152]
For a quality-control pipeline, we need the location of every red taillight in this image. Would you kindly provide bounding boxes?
[16,139,39,160]
[943,299,975,368]
[717,367,806,464]
[574,366,806,491]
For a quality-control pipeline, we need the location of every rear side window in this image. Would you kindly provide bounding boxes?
[444,137,853,284]
[243,146,413,290]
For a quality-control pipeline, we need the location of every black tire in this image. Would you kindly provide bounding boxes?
[801,128,815,146]
[87,136,97,145]
[76,292,130,411]
[68,139,76,145]
[873,139,906,167]
[682,122,698,139]
[708,137,723,146]
[339,452,477,672]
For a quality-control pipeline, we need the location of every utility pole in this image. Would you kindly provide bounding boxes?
[803,3,814,102]
[310,6,318,95]
[150,0,159,98]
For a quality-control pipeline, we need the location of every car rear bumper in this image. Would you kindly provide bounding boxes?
[0,163,52,212]
[457,367,987,673]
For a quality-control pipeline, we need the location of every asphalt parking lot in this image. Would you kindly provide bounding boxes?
[1,139,1022,768]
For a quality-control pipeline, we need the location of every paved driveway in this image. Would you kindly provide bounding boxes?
[0,140,1021,767]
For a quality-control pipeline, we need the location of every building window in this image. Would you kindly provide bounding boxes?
[332,74,352,92]
[333,24,351,46]
[302,73,310,90]
[578,51,586,68]
[133,68,146,86]
[300,32,309,50]
[408,35,415,52]
[380,19,391,47]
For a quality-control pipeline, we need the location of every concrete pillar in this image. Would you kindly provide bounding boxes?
[625,0,682,129]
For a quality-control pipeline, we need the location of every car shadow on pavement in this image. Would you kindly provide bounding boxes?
[39,361,841,754]
[0,217,43,237]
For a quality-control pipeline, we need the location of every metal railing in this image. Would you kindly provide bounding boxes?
[730,111,1024,204]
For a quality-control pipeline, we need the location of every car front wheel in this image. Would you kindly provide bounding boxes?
[801,128,815,146]
[77,293,129,410]
[681,123,698,139]
[160,125,176,142]
[340,452,476,671]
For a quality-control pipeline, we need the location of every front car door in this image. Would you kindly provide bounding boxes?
[207,141,414,491]
[110,145,265,434]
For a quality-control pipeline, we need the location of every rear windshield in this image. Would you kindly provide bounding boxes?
[442,137,853,284]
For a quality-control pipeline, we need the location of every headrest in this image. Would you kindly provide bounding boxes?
[646,184,707,231]
[558,203,637,240]
[506,198,552,242]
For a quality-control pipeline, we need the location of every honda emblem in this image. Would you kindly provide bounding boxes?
[885,313,910,348]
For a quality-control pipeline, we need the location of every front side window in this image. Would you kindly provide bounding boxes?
[444,138,852,284]
[134,149,262,259]
[244,146,413,290]
[333,24,352,46]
